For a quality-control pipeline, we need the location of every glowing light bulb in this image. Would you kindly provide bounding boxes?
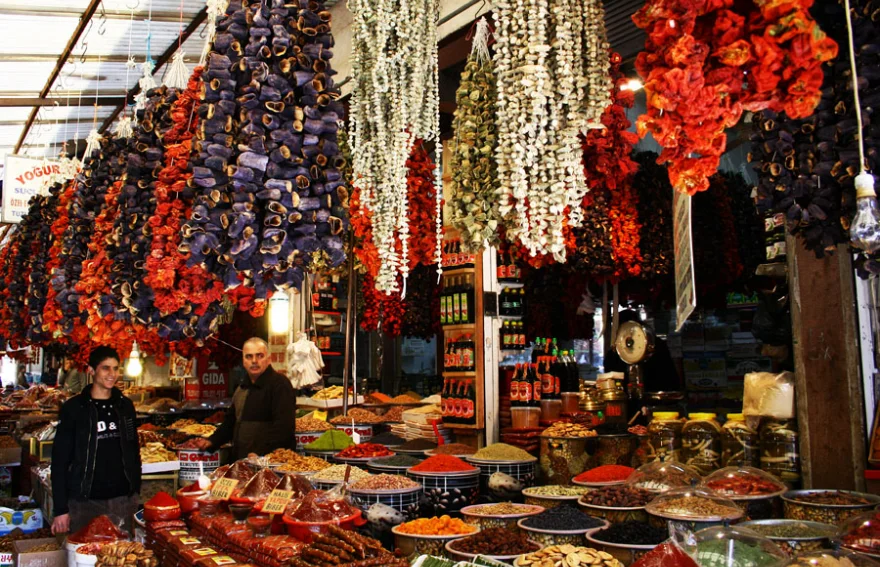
[850,171,880,253]
[621,78,643,92]
[125,341,143,378]
[269,291,290,334]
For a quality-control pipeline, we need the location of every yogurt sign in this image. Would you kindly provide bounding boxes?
[2,155,61,224]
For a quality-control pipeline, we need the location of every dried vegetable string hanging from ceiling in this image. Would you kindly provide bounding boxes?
[632,152,675,282]
[42,181,76,341]
[448,17,502,253]
[0,199,43,349]
[632,0,837,195]
[25,185,63,345]
[492,0,607,261]
[348,0,442,294]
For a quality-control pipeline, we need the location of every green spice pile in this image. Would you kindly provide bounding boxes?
[695,539,783,567]
[369,455,423,468]
[312,464,371,482]
[524,485,590,497]
[472,443,535,461]
[304,430,354,451]
[746,522,837,539]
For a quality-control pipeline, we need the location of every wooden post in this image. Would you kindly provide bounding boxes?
[789,236,867,490]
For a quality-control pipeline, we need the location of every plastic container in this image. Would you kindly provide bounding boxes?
[334,423,374,442]
[688,525,788,567]
[760,419,801,486]
[782,550,880,567]
[626,461,702,494]
[281,510,367,543]
[560,392,580,414]
[65,540,85,567]
[460,503,544,531]
[647,412,683,463]
[645,487,744,532]
[721,413,760,468]
[740,519,838,555]
[681,413,722,475]
[840,511,880,558]
[74,551,98,567]
[702,466,787,520]
[511,407,540,429]
[407,469,480,516]
[540,399,561,420]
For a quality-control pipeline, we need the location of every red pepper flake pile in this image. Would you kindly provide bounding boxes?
[574,465,635,484]
[632,0,837,194]
[335,443,394,459]
[704,473,783,496]
[409,455,477,473]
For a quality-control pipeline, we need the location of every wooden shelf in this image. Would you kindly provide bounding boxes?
[443,371,476,378]
[445,422,484,430]
[442,324,476,331]
[441,265,476,275]
[320,351,342,356]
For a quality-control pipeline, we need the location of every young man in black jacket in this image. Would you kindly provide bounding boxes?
[50,346,141,535]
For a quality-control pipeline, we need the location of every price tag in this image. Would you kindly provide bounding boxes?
[262,489,294,515]
[314,410,328,422]
[210,478,239,501]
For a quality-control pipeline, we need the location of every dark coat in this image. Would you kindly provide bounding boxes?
[50,386,141,516]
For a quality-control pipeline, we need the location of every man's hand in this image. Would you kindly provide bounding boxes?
[52,514,70,535]
[192,438,212,450]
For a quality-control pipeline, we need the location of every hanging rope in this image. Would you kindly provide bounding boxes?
[82,55,103,159]
[200,0,230,65]
[162,0,189,89]
[842,0,875,198]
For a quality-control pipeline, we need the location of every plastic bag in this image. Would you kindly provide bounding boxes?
[743,372,795,421]
[237,468,282,502]
[286,489,356,522]
[631,542,700,567]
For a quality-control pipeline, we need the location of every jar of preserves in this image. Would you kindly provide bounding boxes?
[681,412,722,475]
[648,412,683,462]
[721,413,760,468]
[578,388,607,429]
[760,419,801,486]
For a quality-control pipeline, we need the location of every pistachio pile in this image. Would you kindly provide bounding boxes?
[449,18,501,253]
[516,545,623,567]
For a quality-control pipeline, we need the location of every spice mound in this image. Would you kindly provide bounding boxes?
[695,539,782,567]
[449,526,537,556]
[524,485,590,498]
[591,521,668,546]
[382,406,409,422]
[649,496,741,519]
[369,432,407,446]
[704,473,783,496]
[68,515,128,544]
[390,394,421,403]
[429,443,477,456]
[369,454,423,468]
[295,416,334,432]
[351,474,419,491]
[312,464,371,483]
[304,430,354,451]
[574,465,634,484]
[542,422,598,438]
[516,544,624,567]
[791,491,875,506]
[396,515,477,536]
[581,486,653,507]
[467,503,538,516]
[329,408,384,424]
[410,455,476,473]
[268,449,331,472]
[397,438,437,451]
[472,443,536,461]
[749,521,838,539]
[335,443,393,459]
[521,504,605,531]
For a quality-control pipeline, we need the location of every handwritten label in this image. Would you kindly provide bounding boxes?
[313,410,328,422]
[262,489,294,515]
[193,548,218,557]
[210,478,239,501]
[179,538,201,545]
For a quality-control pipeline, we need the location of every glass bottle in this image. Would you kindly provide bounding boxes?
[681,413,723,475]
[760,419,801,487]
[721,413,760,468]
[648,412,684,462]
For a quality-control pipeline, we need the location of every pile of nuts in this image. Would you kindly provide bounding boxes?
[469,503,536,516]
[96,542,158,567]
[330,408,385,424]
[650,496,741,519]
[449,527,536,556]
[25,542,61,552]
[580,486,653,507]
[542,423,598,438]
[295,416,334,432]
[525,485,590,498]
[269,449,332,472]
[350,474,419,491]
[516,545,623,567]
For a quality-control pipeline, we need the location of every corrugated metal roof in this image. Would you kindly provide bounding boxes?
[604,0,645,62]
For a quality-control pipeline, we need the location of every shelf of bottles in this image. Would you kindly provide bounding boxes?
[509,338,582,408]
[497,250,527,352]
[440,237,484,429]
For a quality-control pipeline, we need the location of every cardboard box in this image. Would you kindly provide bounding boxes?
[0,503,43,535]
[684,354,727,389]
[0,447,21,466]
[13,537,65,567]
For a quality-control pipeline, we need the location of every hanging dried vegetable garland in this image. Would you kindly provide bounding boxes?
[571,52,641,281]
[723,172,765,281]
[632,0,837,194]
[449,18,502,253]
[348,0,442,293]
[26,185,63,345]
[632,152,674,280]
[0,198,44,348]
[42,181,75,340]
[492,0,607,260]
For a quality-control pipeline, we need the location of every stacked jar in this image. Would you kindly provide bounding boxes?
[681,413,722,475]
[760,419,801,487]
[721,413,760,468]
[647,412,683,463]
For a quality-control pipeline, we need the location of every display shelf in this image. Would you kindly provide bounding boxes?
[498,281,524,288]
[442,323,476,331]
[440,265,476,275]
[499,314,523,320]
[320,351,342,356]
[443,371,476,378]
[296,396,365,408]
[444,422,484,430]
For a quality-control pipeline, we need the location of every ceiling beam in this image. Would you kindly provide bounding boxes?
[13,0,103,154]
[0,7,201,22]
[99,6,208,134]
[0,96,126,107]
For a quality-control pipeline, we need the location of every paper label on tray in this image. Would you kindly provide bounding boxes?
[193,548,217,556]
[179,538,201,545]
[210,478,238,500]
[210,557,237,565]
[262,489,294,514]
[169,530,189,536]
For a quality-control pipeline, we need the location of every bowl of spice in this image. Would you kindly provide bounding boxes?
[460,503,545,531]
[348,474,423,521]
[445,526,541,562]
[311,464,371,489]
[426,443,478,458]
[522,485,592,509]
[645,488,744,532]
[334,443,395,464]
[702,466,787,520]
[626,461,703,494]
[586,520,670,564]
[517,504,608,546]
[393,516,479,559]
[408,456,480,515]
[470,443,539,463]
[514,545,625,567]
[839,511,880,559]
[367,454,424,474]
[740,519,839,555]
[691,526,788,567]
[782,490,880,526]
[573,465,636,487]
[467,443,539,496]
[395,438,438,456]
[578,485,654,524]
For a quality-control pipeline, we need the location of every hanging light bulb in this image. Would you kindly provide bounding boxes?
[851,172,880,253]
[269,291,291,334]
[125,341,144,378]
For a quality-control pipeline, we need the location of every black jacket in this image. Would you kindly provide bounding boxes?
[51,386,141,516]
[207,365,296,460]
